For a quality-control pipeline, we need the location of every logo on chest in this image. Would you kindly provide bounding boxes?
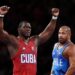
[22,46,35,51]
[20,54,36,63]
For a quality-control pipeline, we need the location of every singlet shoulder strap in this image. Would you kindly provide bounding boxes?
[53,42,59,49]
[63,42,71,50]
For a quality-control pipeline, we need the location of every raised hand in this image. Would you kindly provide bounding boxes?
[51,8,59,17]
[0,6,10,15]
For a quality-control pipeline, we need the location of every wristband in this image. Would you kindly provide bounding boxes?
[0,14,4,17]
[52,16,58,20]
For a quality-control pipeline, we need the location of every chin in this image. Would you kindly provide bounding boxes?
[25,35,30,37]
[24,33,30,37]
[27,34,30,37]
[59,39,64,44]
[59,41,66,44]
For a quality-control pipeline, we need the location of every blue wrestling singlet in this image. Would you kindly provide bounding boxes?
[51,43,69,75]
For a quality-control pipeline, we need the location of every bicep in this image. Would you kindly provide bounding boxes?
[32,35,39,46]
[69,54,75,66]
[38,20,57,44]
[2,32,18,48]
[39,32,49,44]
[69,47,75,67]
[8,35,18,48]
[0,30,9,40]
[66,50,75,74]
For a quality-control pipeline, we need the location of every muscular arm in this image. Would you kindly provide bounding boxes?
[38,8,59,44]
[0,18,3,32]
[39,19,57,44]
[0,6,9,32]
[65,46,75,75]
[0,17,8,39]
[0,17,18,47]
[0,6,18,53]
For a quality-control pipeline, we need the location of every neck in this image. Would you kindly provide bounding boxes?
[18,35,30,41]
[59,39,71,46]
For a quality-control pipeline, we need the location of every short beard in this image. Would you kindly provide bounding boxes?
[59,40,66,45]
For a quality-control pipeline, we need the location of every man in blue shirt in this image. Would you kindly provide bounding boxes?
[51,26,75,75]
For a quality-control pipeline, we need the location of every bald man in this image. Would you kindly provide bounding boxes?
[50,26,75,75]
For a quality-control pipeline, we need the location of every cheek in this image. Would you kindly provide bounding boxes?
[21,29,26,32]
[58,34,63,38]
[58,34,60,37]
[63,35,68,39]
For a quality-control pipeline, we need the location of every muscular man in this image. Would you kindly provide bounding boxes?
[50,26,75,75]
[0,6,59,75]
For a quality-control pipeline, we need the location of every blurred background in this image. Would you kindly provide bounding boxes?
[0,0,75,75]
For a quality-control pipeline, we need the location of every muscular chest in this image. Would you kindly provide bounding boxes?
[18,39,37,63]
[52,45,67,58]
[18,39,37,53]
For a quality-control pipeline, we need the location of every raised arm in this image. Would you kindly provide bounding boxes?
[0,6,10,32]
[0,6,18,52]
[38,8,59,44]
[65,45,75,75]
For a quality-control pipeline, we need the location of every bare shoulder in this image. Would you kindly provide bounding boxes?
[30,35,39,46]
[30,35,39,42]
[10,35,17,40]
[2,30,17,40]
[30,35,39,39]
[69,44,75,55]
[65,43,75,56]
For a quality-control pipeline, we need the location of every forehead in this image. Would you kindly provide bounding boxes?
[59,28,68,32]
[21,22,31,28]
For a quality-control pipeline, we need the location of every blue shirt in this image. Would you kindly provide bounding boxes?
[52,43,69,75]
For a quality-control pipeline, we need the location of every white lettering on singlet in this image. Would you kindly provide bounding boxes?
[53,58,63,66]
[21,54,36,63]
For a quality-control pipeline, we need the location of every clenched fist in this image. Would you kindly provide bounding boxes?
[51,8,59,17]
[0,6,10,15]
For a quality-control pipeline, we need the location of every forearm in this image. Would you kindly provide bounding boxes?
[43,18,57,39]
[0,17,4,31]
[39,16,57,44]
[44,17,57,35]
[65,66,75,75]
[0,5,9,32]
